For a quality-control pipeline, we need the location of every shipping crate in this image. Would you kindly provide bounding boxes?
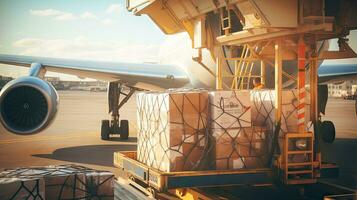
[209,90,252,129]
[250,89,311,134]
[213,126,270,170]
[250,89,311,163]
[0,166,86,199]
[136,89,211,172]
[0,177,45,200]
[0,165,115,200]
[84,171,114,200]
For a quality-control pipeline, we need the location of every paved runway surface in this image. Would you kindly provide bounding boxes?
[0,91,356,190]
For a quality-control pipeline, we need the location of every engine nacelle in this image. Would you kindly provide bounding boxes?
[0,76,58,135]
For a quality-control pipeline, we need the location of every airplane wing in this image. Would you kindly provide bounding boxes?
[0,54,190,90]
[318,63,357,84]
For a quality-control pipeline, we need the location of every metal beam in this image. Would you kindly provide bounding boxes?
[275,40,282,124]
[216,57,223,90]
[216,23,333,45]
[297,37,306,133]
[261,60,266,86]
[310,46,318,123]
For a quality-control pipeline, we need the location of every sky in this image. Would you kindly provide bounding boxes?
[0,0,166,80]
[0,1,356,81]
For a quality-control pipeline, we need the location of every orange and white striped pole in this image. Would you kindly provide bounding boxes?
[297,36,306,133]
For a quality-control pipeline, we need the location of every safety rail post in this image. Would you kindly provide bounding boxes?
[275,40,282,127]
[298,36,306,133]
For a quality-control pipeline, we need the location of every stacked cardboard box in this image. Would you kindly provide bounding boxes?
[209,90,270,170]
[209,90,251,129]
[0,178,45,199]
[85,171,114,199]
[250,89,311,134]
[136,89,311,172]
[250,89,311,163]
[0,165,114,200]
[214,127,269,169]
[136,89,210,172]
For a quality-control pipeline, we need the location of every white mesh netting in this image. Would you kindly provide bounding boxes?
[136,89,311,172]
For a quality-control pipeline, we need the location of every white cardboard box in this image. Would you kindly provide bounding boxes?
[250,89,311,133]
[136,89,210,172]
[209,90,252,129]
[0,178,45,200]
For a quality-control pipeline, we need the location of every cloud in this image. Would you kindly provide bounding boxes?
[55,13,77,21]
[102,18,114,25]
[14,38,44,47]
[80,11,97,19]
[12,37,161,63]
[106,4,122,14]
[30,9,64,16]
[30,9,97,21]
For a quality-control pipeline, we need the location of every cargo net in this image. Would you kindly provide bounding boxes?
[250,89,312,162]
[0,178,44,200]
[0,165,114,200]
[136,89,213,172]
[251,89,312,134]
[209,90,272,170]
[136,89,312,172]
[213,126,271,170]
[210,89,312,169]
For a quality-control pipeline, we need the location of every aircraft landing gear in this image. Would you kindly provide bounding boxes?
[320,120,336,143]
[315,120,336,144]
[101,82,135,140]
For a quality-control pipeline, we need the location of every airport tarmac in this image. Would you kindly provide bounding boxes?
[0,90,356,190]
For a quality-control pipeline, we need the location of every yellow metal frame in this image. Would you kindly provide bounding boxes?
[280,132,321,185]
[114,151,273,191]
[215,40,299,90]
[215,37,323,186]
[216,44,264,90]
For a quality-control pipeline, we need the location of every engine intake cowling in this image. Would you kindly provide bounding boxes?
[0,76,58,135]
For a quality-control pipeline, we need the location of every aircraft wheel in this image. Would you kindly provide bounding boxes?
[120,120,129,140]
[321,120,335,143]
[101,120,110,140]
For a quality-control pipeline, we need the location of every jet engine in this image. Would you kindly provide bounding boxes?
[0,76,58,135]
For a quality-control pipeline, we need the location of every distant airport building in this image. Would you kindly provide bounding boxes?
[44,76,107,91]
[328,80,357,97]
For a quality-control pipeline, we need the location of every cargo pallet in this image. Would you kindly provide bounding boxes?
[114,151,342,199]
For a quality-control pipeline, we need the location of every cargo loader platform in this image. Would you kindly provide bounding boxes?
[114,151,273,191]
[114,151,341,199]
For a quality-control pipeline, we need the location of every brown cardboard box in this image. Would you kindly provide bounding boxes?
[0,165,115,200]
[250,89,311,134]
[214,127,269,170]
[250,89,311,164]
[209,90,252,129]
[0,178,45,200]
[136,89,211,172]
[84,171,114,200]
[0,166,86,199]
[45,172,86,200]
